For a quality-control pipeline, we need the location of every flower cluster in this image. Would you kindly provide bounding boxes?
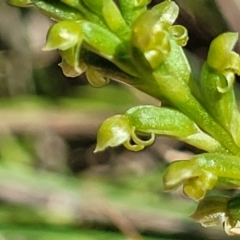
[7,0,240,235]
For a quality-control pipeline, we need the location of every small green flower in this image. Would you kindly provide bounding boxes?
[163,157,217,201]
[191,195,229,227]
[163,153,240,200]
[95,106,224,154]
[94,114,154,152]
[191,194,240,236]
[43,20,86,77]
[200,32,240,147]
[131,1,183,69]
[207,32,240,76]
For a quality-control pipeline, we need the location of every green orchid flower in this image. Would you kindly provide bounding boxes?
[163,153,240,201]
[200,32,240,147]
[191,194,240,236]
[95,105,226,153]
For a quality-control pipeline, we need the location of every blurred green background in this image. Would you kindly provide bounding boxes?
[0,0,240,239]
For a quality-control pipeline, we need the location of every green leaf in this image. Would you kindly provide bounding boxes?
[31,0,83,21]
[6,0,32,7]
[61,0,106,27]
[126,105,198,137]
[80,21,137,77]
[80,21,122,57]
[102,0,130,40]
[152,36,191,90]
[126,105,225,153]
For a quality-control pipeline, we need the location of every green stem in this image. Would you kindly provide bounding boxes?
[83,52,161,98]
[161,83,240,157]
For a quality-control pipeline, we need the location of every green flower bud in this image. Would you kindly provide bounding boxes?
[43,21,82,51]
